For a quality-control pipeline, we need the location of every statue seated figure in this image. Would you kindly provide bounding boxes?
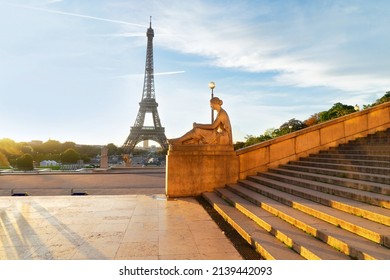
[168,97,232,145]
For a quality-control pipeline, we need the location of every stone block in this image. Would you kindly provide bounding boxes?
[269,138,295,162]
[239,147,269,174]
[320,122,344,145]
[295,131,320,154]
[345,115,368,137]
[166,145,238,197]
[368,107,390,129]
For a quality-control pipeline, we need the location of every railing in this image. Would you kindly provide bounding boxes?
[236,102,390,179]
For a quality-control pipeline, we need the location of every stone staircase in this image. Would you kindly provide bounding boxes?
[203,128,390,260]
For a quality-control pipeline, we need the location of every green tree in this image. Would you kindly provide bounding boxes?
[107,143,119,155]
[319,102,355,122]
[0,152,10,168]
[304,113,320,127]
[20,144,34,155]
[0,138,22,167]
[38,140,62,154]
[373,91,390,106]
[60,148,80,164]
[364,92,390,109]
[233,141,245,150]
[278,118,307,136]
[0,138,21,157]
[16,154,34,170]
[263,128,277,138]
[62,141,76,151]
[243,135,262,147]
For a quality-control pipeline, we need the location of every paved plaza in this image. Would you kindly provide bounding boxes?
[0,168,166,196]
[0,171,243,260]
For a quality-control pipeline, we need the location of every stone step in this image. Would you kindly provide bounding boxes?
[310,153,390,162]
[336,143,390,152]
[345,139,390,144]
[237,179,390,248]
[215,188,351,260]
[225,184,390,260]
[202,192,305,260]
[338,142,390,146]
[344,148,390,153]
[353,137,390,143]
[202,129,390,260]
[249,173,390,224]
[300,156,390,168]
[320,149,390,156]
[288,160,390,175]
[266,166,390,197]
[348,130,390,143]
[277,164,390,185]
[358,128,390,139]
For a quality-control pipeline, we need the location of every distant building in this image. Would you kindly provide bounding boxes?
[40,160,59,167]
[29,140,43,145]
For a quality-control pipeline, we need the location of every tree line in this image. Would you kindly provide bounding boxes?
[233,91,390,150]
[0,140,127,170]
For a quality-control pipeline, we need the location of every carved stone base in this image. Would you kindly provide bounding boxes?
[166,145,238,197]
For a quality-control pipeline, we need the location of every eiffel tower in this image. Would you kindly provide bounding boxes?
[123,19,168,153]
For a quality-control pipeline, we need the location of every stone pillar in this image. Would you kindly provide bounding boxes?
[166,145,238,197]
[100,146,108,169]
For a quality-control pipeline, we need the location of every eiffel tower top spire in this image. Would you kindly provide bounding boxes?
[142,16,155,101]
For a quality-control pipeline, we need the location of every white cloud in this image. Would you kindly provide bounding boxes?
[8,3,148,27]
[46,0,63,4]
[153,0,390,96]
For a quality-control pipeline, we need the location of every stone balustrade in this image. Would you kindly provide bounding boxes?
[236,101,390,179]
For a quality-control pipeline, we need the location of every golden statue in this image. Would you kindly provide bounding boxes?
[168,97,232,145]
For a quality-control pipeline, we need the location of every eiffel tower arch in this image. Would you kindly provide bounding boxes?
[123,19,168,153]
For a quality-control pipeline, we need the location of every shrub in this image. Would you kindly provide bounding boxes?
[60,148,80,164]
[16,154,34,170]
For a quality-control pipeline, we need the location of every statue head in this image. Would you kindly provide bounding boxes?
[210,97,223,106]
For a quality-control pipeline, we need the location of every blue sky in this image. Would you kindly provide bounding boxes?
[1,0,389,146]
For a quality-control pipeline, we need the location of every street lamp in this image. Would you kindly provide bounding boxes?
[209,81,216,122]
